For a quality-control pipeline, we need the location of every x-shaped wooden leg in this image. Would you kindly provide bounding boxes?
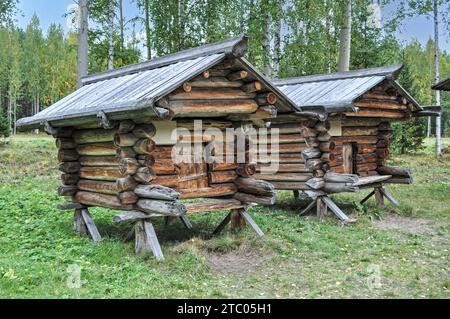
[212,208,264,238]
[299,196,356,224]
[360,186,399,207]
[74,208,102,242]
[135,220,164,261]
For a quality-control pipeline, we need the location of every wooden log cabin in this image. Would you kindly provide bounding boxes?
[258,65,441,221]
[16,35,307,260]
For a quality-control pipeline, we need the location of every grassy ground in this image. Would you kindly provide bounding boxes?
[0,134,448,299]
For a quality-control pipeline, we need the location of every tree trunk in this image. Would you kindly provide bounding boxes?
[77,0,89,88]
[119,0,124,53]
[144,0,151,60]
[434,0,441,157]
[262,10,271,77]
[108,0,115,70]
[272,3,282,78]
[338,0,352,72]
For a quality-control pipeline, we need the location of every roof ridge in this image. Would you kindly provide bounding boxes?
[82,34,248,85]
[273,64,404,86]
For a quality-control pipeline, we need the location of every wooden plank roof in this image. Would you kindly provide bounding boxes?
[17,34,302,130]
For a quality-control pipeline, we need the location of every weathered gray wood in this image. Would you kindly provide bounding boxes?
[305,190,327,199]
[374,187,385,206]
[324,172,360,184]
[235,177,275,196]
[323,183,359,194]
[112,211,162,222]
[57,202,84,211]
[135,221,149,255]
[136,199,187,216]
[305,178,325,190]
[234,192,276,205]
[240,210,264,238]
[74,209,88,235]
[179,215,193,229]
[299,199,316,216]
[379,188,399,207]
[316,197,327,220]
[81,209,102,241]
[143,221,164,261]
[212,213,231,236]
[302,148,322,160]
[353,175,392,186]
[321,196,351,222]
[134,185,180,201]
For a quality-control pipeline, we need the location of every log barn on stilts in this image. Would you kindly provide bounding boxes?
[257,65,440,222]
[17,35,308,260]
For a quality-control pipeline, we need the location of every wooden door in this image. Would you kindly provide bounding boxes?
[342,143,354,174]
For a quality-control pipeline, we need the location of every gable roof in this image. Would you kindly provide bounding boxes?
[432,77,450,91]
[273,64,422,114]
[17,34,300,130]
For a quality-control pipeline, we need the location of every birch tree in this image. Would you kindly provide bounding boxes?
[77,0,89,88]
[338,0,352,72]
[433,0,441,156]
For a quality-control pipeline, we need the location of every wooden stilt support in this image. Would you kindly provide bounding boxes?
[379,188,399,207]
[231,208,246,230]
[360,186,399,207]
[212,212,231,236]
[316,197,327,221]
[134,220,164,261]
[81,209,102,241]
[374,187,385,206]
[74,208,101,241]
[240,210,264,238]
[179,215,193,229]
[212,208,264,237]
[293,190,300,200]
[360,190,375,204]
[299,200,316,216]
[74,209,88,236]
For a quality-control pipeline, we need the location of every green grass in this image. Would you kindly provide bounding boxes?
[0,134,449,298]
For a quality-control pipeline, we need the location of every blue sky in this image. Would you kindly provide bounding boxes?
[16,0,450,53]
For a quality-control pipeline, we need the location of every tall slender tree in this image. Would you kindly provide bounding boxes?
[433,0,441,156]
[339,0,352,72]
[77,0,89,88]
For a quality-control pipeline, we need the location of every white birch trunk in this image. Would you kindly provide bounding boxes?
[77,0,89,89]
[338,0,352,72]
[108,0,115,70]
[434,0,441,157]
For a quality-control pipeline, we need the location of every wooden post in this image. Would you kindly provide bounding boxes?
[231,208,246,229]
[316,197,327,220]
[134,219,164,261]
[374,187,384,206]
[74,209,87,236]
[293,190,300,200]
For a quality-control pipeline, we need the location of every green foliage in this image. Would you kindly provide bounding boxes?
[392,119,426,154]
[0,108,10,138]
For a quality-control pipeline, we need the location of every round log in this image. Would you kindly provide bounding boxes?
[136,199,187,216]
[114,133,139,147]
[118,192,139,205]
[117,120,136,133]
[59,162,81,174]
[75,191,133,210]
[133,167,156,183]
[73,128,116,144]
[61,173,79,185]
[132,124,156,139]
[58,149,79,162]
[134,185,180,201]
[77,142,117,156]
[78,179,120,195]
[56,138,77,150]
[79,167,123,181]
[116,147,137,159]
[234,177,274,196]
[133,139,156,155]
[79,156,120,167]
[116,176,139,192]
[118,158,140,175]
